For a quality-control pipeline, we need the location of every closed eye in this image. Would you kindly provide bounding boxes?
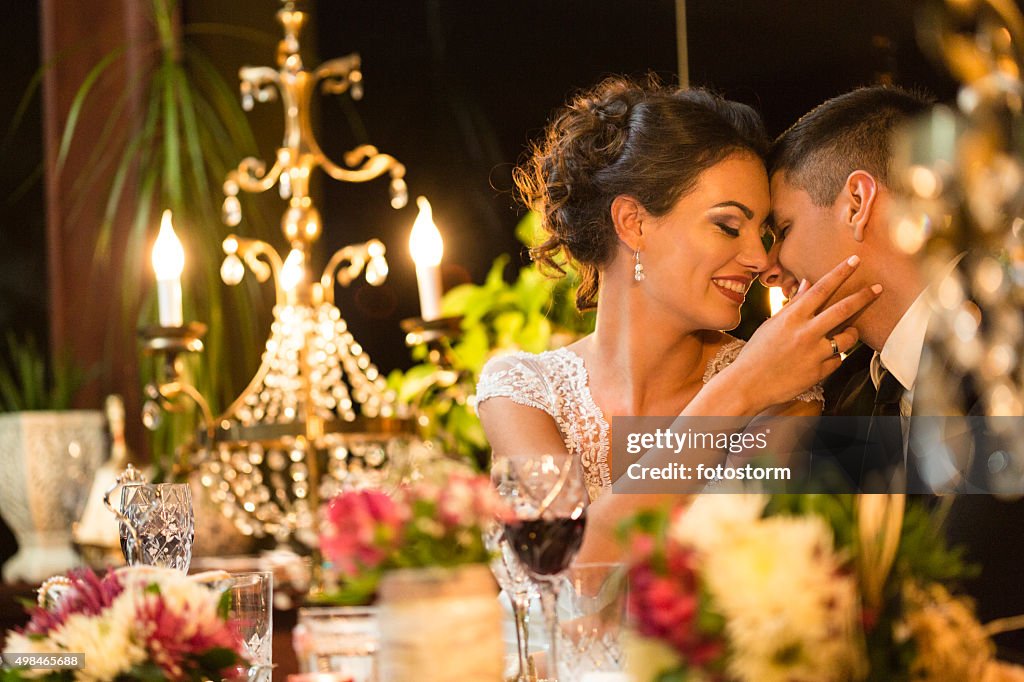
[715,222,740,237]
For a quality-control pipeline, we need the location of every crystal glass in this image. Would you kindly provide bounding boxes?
[117,482,194,572]
[495,454,588,682]
[483,520,535,682]
[556,563,627,681]
[228,570,274,682]
[293,606,379,682]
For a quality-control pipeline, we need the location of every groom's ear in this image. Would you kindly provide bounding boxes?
[611,195,645,250]
[840,170,878,243]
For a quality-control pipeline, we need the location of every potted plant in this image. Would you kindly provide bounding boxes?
[0,334,104,583]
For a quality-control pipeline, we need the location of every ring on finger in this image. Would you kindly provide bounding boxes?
[829,337,840,356]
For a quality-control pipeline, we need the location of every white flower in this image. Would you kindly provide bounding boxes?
[670,493,767,553]
[622,629,694,682]
[701,515,863,682]
[50,596,144,682]
[3,630,60,678]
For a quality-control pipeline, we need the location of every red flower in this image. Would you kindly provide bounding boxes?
[627,544,725,668]
[321,489,407,575]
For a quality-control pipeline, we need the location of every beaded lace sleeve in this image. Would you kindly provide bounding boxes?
[476,353,557,417]
[702,338,824,404]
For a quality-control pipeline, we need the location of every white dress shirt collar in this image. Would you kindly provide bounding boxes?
[871,289,931,394]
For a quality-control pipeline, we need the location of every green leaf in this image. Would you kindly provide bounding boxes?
[56,47,125,171]
[440,283,478,316]
[217,587,231,620]
[514,210,542,247]
[196,646,238,671]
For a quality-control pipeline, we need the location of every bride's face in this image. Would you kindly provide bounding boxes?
[640,152,771,331]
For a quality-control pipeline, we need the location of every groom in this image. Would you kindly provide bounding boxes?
[764,85,1024,656]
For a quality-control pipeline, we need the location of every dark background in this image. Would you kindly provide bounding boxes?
[0,0,965,375]
[0,0,975,573]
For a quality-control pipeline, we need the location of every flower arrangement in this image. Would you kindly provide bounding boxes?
[621,494,1024,682]
[1,567,246,682]
[316,472,504,605]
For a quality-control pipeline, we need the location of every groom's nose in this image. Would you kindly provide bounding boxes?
[759,243,798,291]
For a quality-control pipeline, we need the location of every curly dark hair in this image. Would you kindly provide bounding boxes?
[514,75,770,310]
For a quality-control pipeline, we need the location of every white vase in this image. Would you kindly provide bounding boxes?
[0,411,105,583]
[377,564,504,682]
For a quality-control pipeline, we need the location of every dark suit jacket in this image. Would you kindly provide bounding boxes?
[820,342,1024,658]
[809,343,903,491]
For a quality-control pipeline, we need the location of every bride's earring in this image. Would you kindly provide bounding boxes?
[634,249,646,281]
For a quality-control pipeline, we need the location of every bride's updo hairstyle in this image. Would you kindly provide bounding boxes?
[515,75,769,310]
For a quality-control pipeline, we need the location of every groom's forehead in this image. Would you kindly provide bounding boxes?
[769,174,809,218]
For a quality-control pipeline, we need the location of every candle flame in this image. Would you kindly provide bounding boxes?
[280,248,306,293]
[769,286,787,317]
[152,210,185,281]
[409,196,443,267]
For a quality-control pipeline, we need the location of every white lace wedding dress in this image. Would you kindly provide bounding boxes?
[475,337,822,502]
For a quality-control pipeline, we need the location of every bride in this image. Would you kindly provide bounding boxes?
[475,76,881,562]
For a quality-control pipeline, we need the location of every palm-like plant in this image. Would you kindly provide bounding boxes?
[56,0,281,469]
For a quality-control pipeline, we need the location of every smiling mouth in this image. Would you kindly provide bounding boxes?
[711,278,751,302]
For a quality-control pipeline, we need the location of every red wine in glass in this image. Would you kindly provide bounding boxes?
[504,513,587,577]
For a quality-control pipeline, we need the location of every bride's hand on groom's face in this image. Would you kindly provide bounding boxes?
[724,255,881,410]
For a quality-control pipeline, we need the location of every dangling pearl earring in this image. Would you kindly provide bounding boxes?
[634,249,646,281]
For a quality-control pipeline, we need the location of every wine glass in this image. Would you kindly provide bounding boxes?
[485,460,537,681]
[495,454,588,682]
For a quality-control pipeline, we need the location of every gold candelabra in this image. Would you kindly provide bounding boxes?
[140,0,431,552]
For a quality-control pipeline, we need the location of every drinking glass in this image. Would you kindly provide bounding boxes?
[293,606,379,682]
[483,518,535,682]
[228,571,274,682]
[113,482,195,572]
[495,454,588,682]
[556,563,627,681]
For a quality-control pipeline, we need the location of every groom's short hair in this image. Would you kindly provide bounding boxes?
[769,86,933,207]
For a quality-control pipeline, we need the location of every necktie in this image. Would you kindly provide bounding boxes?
[872,367,903,418]
[863,367,905,490]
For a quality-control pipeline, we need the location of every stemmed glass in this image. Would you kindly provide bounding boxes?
[494,454,588,682]
[486,460,537,682]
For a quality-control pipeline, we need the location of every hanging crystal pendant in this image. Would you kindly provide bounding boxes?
[279,170,292,200]
[389,176,408,209]
[221,254,245,285]
[365,255,388,285]
[222,195,242,226]
[141,400,163,430]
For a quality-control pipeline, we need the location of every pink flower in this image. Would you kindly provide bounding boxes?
[23,568,124,636]
[435,473,504,528]
[134,592,239,680]
[321,489,407,575]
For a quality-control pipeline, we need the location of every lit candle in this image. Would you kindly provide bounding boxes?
[768,287,787,317]
[408,196,444,321]
[280,247,306,295]
[152,210,185,327]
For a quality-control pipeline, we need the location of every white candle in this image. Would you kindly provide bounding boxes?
[408,196,444,321]
[152,209,185,327]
